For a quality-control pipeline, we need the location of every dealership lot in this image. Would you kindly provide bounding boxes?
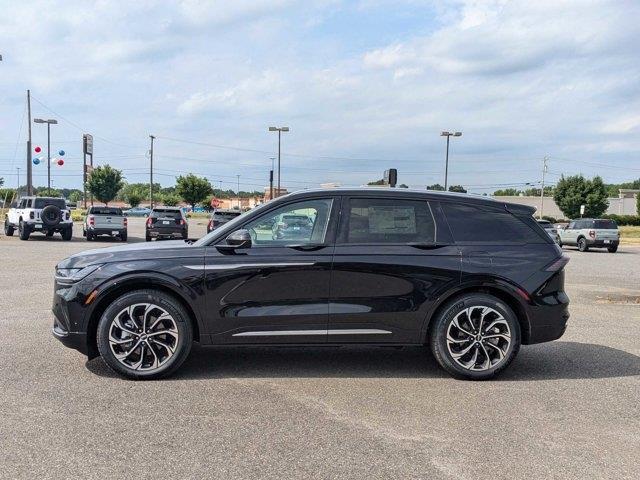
[0,218,638,479]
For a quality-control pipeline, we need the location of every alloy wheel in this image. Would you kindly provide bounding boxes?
[446,306,511,371]
[108,303,179,371]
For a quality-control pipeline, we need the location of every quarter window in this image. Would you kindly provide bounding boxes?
[244,198,333,246]
[344,198,435,244]
[442,203,543,244]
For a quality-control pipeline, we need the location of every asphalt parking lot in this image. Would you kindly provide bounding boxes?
[0,218,638,479]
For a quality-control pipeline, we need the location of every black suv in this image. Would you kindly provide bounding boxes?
[52,189,569,380]
[145,207,188,241]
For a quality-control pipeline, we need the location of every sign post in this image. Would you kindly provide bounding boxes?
[83,134,93,208]
[580,204,585,217]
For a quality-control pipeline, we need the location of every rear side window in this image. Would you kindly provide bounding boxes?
[442,203,545,244]
[213,211,241,220]
[345,198,435,244]
[594,219,617,229]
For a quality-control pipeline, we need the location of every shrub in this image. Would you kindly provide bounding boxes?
[601,214,640,226]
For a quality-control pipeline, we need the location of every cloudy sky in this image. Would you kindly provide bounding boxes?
[1,0,639,194]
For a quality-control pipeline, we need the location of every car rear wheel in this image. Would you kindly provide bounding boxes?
[578,237,588,252]
[120,232,128,242]
[97,289,193,380]
[18,220,30,240]
[61,227,72,241]
[429,293,521,380]
[607,245,618,253]
[4,219,14,236]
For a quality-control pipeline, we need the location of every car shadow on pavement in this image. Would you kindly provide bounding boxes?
[85,341,640,381]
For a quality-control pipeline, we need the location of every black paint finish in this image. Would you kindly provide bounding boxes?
[52,188,569,358]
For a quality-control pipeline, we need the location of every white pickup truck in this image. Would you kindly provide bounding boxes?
[4,196,73,240]
[83,206,128,241]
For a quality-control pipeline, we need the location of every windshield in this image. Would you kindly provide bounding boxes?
[34,198,66,209]
[594,219,617,229]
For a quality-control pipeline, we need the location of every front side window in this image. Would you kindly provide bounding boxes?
[344,198,435,244]
[443,203,544,244]
[244,198,333,246]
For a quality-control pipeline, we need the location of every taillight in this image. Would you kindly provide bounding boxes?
[208,220,213,230]
[544,255,569,272]
[65,212,70,220]
[30,211,35,219]
[88,215,95,226]
[180,219,186,226]
[123,217,128,227]
[146,217,153,227]
[588,229,595,239]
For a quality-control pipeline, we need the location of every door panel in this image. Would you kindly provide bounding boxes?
[328,197,461,343]
[204,196,339,344]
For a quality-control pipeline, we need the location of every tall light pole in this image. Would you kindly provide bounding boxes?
[34,118,58,195]
[269,156,275,200]
[268,126,289,197]
[440,131,462,191]
[149,135,155,208]
[539,156,548,219]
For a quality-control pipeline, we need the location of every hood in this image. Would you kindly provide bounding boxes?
[57,240,194,269]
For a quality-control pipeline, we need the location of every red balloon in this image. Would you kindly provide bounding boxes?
[57,159,64,166]
[34,146,42,153]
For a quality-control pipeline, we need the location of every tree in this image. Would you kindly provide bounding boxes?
[86,165,124,206]
[448,185,467,193]
[176,174,213,209]
[68,191,83,203]
[367,179,385,186]
[493,188,520,196]
[162,194,181,206]
[637,192,640,216]
[126,193,142,207]
[553,175,609,219]
[427,184,445,191]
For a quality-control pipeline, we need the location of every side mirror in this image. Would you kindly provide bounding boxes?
[225,229,252,249]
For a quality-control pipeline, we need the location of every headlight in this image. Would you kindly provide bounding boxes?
[55,264,102,282]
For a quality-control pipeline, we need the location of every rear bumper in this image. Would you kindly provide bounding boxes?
[87,227,126,235]
[525,292,570,344]
[26,221,72,231]
[148,228,187,238]
[587,239,619,248]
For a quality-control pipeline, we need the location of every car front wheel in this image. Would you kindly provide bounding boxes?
[96,289,193,380]
[429,293,521,380]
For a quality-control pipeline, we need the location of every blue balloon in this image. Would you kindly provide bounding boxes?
[33,158,40,165]
[58,150,65,156]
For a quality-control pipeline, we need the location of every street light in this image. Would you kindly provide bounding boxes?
[440,131,461,191]
[268,126,289,198]
[34,118,58,195]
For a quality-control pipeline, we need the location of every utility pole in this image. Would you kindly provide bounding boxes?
[16,167,20,196]
[149,135,155,208]
[237,174,241,209]
[539,155,548,219]
[26,90,33,195]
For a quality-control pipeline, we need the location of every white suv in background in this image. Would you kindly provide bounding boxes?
[4,196,73,241]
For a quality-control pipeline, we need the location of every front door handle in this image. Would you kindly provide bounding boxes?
[286,244,326,251]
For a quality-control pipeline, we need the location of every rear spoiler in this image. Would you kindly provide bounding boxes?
[504,202,537,216]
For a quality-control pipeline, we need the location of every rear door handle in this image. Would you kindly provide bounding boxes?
[286,244,326,251]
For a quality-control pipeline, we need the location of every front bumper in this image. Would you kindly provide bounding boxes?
[52,290,90,355]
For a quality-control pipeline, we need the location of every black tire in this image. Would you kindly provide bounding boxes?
[120,232,128,242]
[46,230,54,237]
[145,233,152,242]
[62,227,73,241]
[578,237,588,252]
[86,230,93,241]
[4,219,14,236]
[429,293,521,380]
[607,245,618,253]
[18,220,30,241]
[41,205,62,227]
[96,289,193,380]
[182,231,188,240]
